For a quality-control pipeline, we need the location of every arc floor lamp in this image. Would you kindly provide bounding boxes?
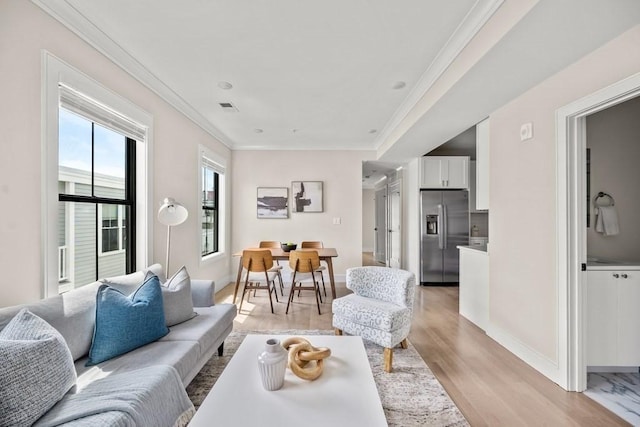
[157,197,188,275]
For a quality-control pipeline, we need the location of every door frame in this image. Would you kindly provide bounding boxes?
[374,183,388,264]
[388,178,402,269]
[557,72,640,391]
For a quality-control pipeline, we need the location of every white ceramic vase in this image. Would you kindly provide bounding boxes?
[257,338,288,391]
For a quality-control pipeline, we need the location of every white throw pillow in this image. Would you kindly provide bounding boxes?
[0,309,76,426]
[156,266,197,326]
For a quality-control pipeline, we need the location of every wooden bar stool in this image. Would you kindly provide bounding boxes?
[239,249,279,314]
[286,250,322,315]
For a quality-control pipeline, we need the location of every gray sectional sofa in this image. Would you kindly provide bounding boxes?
[0,264,237,426]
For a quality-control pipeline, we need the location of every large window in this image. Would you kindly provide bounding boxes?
[200,148,225,259]
[44,53,151,297]
[58,108,136,291]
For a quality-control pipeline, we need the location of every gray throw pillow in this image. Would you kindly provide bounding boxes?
[154,266,197,326]
[0,309,76,426]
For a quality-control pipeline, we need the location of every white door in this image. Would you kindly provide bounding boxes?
[388,180,402,269]
[374,187,387,264]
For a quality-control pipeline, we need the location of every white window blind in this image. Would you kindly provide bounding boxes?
[59,84,147,142]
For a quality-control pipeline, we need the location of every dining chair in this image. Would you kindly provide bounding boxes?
[239,249,279,314]
[286,250,322,315]
[300,241,327,297]
[258,241,285,296]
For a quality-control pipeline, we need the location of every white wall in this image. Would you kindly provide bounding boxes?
[0,1,232,306]
[488,25,640,368]
[362,189,375,252]
[586,96,640,262]
[231,150,373,279]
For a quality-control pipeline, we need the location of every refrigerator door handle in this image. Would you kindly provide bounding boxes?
[442,204,448,249]
[437,204,444,249]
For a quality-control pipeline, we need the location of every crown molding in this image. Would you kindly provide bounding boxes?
[32,0,235,149]
[374,0,504,152]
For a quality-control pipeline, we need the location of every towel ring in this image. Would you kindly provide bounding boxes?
[594,192,615,207]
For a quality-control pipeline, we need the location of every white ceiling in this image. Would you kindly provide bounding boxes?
[34,0,640,170]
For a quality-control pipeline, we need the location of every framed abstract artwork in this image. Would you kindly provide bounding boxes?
[291,181,323,213]
[257,187,289,219]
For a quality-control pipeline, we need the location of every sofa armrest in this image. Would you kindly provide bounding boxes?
[191,279,215,307]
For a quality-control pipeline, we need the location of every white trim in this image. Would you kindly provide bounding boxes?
[487,324,561,384]
[42,51,152,297]
[556,71,640,391]
[198,145,227,265]
[32,0,233,149]
[374,0,504,150]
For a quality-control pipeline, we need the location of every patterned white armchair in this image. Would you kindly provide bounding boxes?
[332,266,416,372]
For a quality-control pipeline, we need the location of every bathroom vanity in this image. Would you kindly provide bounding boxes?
[586,260,640,367]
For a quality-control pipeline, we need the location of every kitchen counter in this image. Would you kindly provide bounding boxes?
[458,245,489,331]
[458,244,488,253]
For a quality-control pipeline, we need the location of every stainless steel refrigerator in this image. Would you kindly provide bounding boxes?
[420,190,469,285]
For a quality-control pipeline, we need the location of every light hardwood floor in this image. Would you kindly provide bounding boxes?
[216,254,628,426]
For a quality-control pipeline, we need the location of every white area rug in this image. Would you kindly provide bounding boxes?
[187,330,468,427]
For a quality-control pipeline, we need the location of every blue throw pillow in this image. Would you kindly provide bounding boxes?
[87,275,169,366]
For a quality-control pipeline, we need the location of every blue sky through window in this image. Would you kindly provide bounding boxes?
[59,108,126,178]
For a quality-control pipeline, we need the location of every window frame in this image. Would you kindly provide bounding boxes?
[198,145,226,263]
[43,52,153,297]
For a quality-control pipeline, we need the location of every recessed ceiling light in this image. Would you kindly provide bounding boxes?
[369,129,377,134]
[254,128,263,133]
[218,81,233,90]
[392,81,406,90]
[292,128,298,133]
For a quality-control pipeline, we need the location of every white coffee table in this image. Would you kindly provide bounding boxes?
[189,334,387,427]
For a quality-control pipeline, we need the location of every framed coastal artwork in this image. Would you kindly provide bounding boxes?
[257,187,289,219]
[291,181,323,213]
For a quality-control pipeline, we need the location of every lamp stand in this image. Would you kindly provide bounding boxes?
[165,224,172,276]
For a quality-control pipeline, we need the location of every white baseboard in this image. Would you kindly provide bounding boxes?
[487,323,562,386]
[362,247,374,253]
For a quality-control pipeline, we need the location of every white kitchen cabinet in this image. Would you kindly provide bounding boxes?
[587,269,640,366]
[458,246,488,331]
[420,156,469,189]
[469,161,481,213]
[475,118,489,210]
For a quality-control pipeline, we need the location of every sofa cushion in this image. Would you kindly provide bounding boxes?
[87,275,169,366]
[0,309,76,426]
[161,304,237,355]
[76,340,200,388]
[101,263,166,293]
[158,266,197,326]
[0,281,102,361]
[332,294,412,332]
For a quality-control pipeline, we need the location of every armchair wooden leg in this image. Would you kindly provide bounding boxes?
[384,347,393,373]
[400,338,408,349]
[334,328,343,336]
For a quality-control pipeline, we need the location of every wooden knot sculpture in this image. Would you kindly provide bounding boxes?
[281,337,331,381]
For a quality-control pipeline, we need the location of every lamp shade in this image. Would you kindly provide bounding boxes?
[157,198,188,226]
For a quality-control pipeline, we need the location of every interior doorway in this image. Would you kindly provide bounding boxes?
[388,178,402,269]
[557,72,640,395]
[374,186,387,264]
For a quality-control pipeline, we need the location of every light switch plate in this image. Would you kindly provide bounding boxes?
[332,217,341,225]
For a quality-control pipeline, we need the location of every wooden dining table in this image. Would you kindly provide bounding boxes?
[231,247,339,304]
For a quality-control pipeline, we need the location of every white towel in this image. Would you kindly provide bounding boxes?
[595,206,619,236]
